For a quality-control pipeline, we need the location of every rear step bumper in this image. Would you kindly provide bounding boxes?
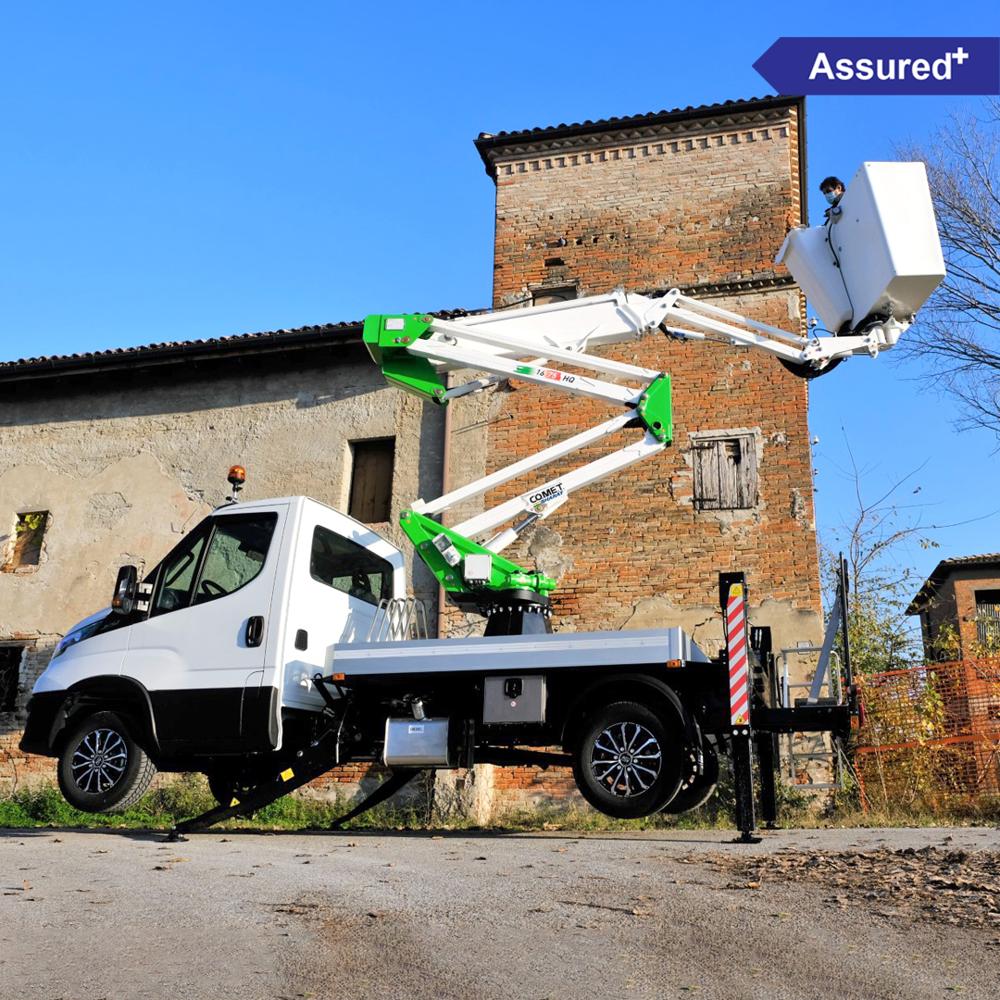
[750,704,851,736]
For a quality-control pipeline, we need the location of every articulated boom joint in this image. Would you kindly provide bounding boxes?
[400,509,557,609]
[362,313,447,403]
[636,374,673,443]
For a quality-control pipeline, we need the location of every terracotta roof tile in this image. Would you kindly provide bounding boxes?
[477,96,784,141]
[0,320,362,370]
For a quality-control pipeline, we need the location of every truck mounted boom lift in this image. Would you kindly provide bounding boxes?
[20,162,946,840]
[365,161,945,620]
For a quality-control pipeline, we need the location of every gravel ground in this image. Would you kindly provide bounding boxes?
[2,825,999,1000]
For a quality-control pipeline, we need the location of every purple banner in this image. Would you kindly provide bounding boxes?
[753,37,999,95]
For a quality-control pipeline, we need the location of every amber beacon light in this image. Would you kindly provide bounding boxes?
[227,465,246,502]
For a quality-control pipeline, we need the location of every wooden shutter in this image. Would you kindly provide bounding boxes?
[693,439,722,510]
[2,511,47,571]
[349,439,395,522]
[693,435,757,511]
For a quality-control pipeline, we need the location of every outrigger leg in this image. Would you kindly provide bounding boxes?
[730,732,761,844]
[329,768,421,829]
[164,728,343,842]
[720,572,762,845]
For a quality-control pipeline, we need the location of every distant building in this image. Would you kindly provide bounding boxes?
[907,554,1000,659]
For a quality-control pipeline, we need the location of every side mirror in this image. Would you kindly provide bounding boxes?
[111,565,139,616]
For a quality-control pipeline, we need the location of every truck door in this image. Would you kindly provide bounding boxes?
[123,505,285,754]
[280,506,402,713]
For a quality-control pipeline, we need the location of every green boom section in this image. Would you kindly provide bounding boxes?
[400,510,557,601]
[363,314,448,404]
[636,374,673,443]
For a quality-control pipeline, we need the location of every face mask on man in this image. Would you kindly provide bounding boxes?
[824,190,840,205]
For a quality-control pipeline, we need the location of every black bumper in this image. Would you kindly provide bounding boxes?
[19,692,67,756]
[751,704,852,737]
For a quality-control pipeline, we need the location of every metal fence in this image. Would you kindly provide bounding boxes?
[855,660,1000,813]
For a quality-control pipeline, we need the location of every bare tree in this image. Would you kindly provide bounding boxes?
[822,437,997,672]
[822,445,930,673]
[898,99,1000,434]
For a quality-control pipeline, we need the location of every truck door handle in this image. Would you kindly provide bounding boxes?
[245,615,265,647]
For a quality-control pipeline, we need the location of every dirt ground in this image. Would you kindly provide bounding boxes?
[1,825,998,1000]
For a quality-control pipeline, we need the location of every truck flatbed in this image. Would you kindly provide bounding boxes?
[330,626,708,677]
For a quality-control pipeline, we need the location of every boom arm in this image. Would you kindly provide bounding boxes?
[363,161,945,613]
[362,287,895,612]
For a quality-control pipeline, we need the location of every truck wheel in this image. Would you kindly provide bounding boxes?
[57,711,157,813]
[572,701,683,819]
[661,742,719,814]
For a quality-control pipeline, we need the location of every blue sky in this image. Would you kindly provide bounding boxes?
[1,2,997,602]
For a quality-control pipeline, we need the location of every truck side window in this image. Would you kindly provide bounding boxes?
[151,530,208,615]
[310,525,392,607]
[149,513,277,616]
[193,513,278,606]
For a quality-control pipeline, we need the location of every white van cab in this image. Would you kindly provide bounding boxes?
[21,496,404,811]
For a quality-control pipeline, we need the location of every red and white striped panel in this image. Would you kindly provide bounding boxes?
[726,583,750,726]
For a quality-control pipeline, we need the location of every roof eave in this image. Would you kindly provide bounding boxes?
[905,556,1000,615]
[474,94,805,179]
[0,307,481,385]
[0,326,365,385]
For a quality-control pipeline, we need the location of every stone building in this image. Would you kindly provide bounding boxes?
[0,95,823,810]
[0,325,449,785]
[907,554,1000,659]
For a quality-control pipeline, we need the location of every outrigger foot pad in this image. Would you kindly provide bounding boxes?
[330,768,420,830]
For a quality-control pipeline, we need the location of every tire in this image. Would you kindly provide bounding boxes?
[571,700,683,819]
[661,742,719,814]
[57,710,157,813]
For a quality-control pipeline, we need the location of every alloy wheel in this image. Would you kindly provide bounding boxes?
[590,721,662,798]
[71,728,128,794]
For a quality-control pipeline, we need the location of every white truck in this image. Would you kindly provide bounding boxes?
[20,163,946,839]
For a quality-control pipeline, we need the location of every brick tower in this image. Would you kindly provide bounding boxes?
[459,97,823,662]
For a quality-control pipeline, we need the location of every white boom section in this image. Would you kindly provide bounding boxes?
[419,282,913,389]
[408,292,669,552]
[402,163,943,550]
[404,285,897,552]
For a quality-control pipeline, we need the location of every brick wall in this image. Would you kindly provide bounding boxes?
[953,574,1000,655]
[477,99,819,626]
[490,108,802,301]
[481,293,819,627]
